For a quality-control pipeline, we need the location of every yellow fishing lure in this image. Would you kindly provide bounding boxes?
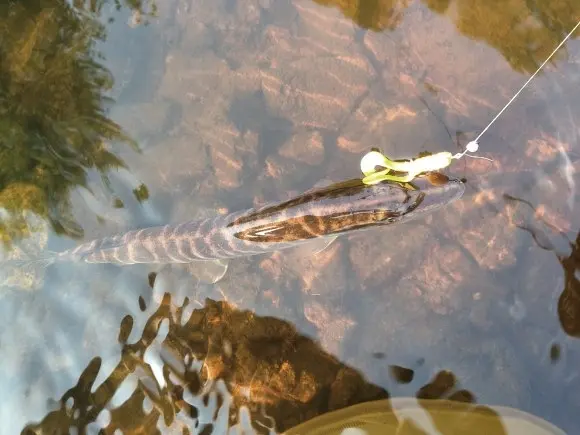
[360,141,482,185]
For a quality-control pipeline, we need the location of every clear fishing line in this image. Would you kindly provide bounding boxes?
[361,20,580,184]
[460,19,580,158]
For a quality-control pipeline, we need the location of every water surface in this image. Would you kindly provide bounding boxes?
[1,0,580,433]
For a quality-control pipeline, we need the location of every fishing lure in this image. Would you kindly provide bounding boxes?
[360,144,479,185]
[361,18,580,186]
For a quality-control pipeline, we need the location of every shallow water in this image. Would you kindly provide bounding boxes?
[1,0,580,433]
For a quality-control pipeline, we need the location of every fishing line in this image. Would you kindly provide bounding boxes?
[361,19,580,184]
[459,19,580,158]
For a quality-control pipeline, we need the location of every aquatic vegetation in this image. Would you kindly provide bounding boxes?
[0,184,48,289]
[0,184,47,246]
[74,0,158,26]
[73,0,157,16]
[0,1,144,246]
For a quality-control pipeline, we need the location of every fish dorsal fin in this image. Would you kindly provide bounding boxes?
[229,178,363,228]
[303,178,336,194]
[297,236,338,256]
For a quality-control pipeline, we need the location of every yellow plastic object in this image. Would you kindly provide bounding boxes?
[284,398,566,435]
[360,151,453,185]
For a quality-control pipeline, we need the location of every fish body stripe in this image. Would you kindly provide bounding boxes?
[55,178,464,265]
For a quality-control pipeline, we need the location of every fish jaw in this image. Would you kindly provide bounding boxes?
[398,176,465,222]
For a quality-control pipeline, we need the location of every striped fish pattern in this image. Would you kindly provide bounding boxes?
[54,176,465,265]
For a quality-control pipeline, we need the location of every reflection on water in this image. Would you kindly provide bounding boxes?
[425,0,580,73]
[313,0,406,31]
[0,1,141,246]
[21,285,554,433]
[316,0,580,73]
[1,0,580,433]
[505,194,580,338]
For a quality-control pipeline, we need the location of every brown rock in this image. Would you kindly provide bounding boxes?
[256,10,374,129]
[303,300,356,355]
[279,130,325,166]
[159,52,234,110]
[257,240,354,349]
[293,0,359,51]
[336,93,421,155]
[261,154,302,182]
[398,244,465,316]
[259,54,372,129]
[257,154,315,195]
[362,27,398,67]
[348,223,432,292]
[533,204,572,234]
[368,5,521,119]
[261,288,281,309]
[336,136,364,154]
[211,257,264,308]
[525,134,572,162]
[208,132,244,189]
[205,125,260,190]
[283,240,346,296]
[443,193,519,271]
[259,257,284,282]
[459,220,517,270]
[178,0,264,67]
[150,130,208,179]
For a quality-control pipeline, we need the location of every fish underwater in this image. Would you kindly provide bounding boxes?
[2,175,465,285]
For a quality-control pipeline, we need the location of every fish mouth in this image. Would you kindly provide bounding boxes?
[405,176,465,215]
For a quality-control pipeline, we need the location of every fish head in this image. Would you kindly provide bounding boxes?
[401,173,465,218]
[349,173,465,225]
[229,175,465,242]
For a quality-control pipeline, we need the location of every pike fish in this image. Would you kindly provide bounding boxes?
[4,175,465,284]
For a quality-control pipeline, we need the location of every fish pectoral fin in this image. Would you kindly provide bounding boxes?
[295,236,338,257]
[184,259,229,284]
[313,236,338,255]
[313,178,336,189]
[0,254,56,291]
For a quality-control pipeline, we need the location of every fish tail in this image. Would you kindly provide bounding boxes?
[0,251,58,290]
